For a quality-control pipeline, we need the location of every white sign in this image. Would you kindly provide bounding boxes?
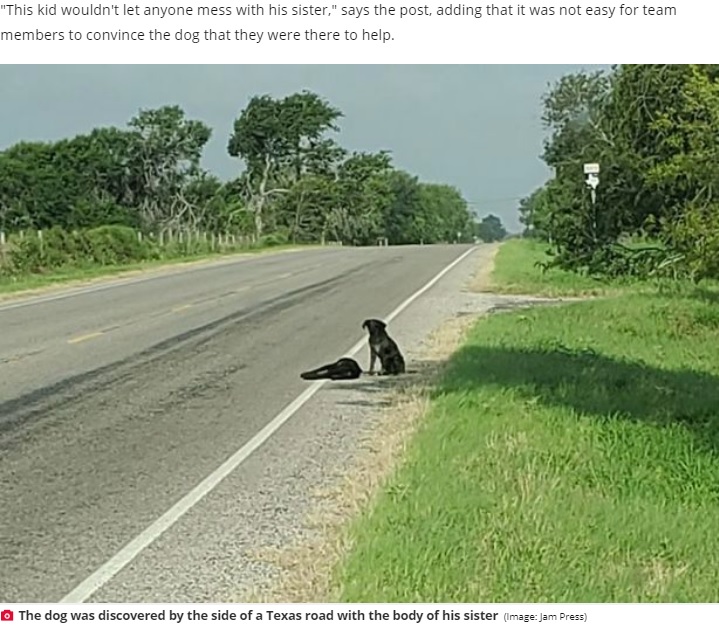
[583,162,600,175]
[586,173,600,190]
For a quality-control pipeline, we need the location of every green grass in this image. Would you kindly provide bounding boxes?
[488,238,636,297]
[0,243,314,296]
[337,239,719,602]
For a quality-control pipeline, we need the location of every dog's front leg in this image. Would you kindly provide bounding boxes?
[368,347,378,375]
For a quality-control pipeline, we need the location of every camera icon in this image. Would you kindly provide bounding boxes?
[0,610,13,622]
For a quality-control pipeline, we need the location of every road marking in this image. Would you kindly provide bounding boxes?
[67,331,104,345]
[170,304,193,313]
[58,245,477,603]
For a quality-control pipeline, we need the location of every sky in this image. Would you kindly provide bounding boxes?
[0,64,609,233]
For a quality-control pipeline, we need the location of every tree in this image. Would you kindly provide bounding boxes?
[0,131,138,230]
[0,89,482,258]
[327,151,394,245]
[532,64,719,280]
[280,90,343,180]
[382,170,422,245]
[227,91,343,239]
[518,187,544,238]
[539,69,623,264]
[475,214,507,242]
[413,183,473,243]
[127,105,212,231]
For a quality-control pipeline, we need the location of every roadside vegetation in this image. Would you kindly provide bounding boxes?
[335,64,719,602]
[0,234,305,296]
[520,64,719,283]
[0,92,506,293]
[337,238,719,602]
[487,238,623,297]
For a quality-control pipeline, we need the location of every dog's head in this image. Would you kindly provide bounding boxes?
[362,319,386,334]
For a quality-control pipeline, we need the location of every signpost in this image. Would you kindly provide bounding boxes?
[583,162,600,206]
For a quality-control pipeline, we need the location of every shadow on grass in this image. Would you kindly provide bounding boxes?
[434,344,719,453]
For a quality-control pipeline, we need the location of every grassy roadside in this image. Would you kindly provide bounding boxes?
[0,244,318,298]
[336,239,719,602]
[486,238,635,297]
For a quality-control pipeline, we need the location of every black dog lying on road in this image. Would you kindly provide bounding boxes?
[300,357,363,381]
[362,318,406,376]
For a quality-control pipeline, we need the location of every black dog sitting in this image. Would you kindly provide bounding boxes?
[362,318,406,376]
[300,357,363,381]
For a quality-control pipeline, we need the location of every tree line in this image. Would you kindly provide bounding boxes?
[0,90,496,250]
[519,64,719,281]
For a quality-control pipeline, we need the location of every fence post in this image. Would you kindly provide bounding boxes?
[0,231,5,246]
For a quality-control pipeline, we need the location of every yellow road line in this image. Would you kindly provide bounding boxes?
[171,303,193,313]
[67,331,104,344]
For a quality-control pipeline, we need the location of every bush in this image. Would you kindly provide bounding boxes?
[82,225,150,265]
[0,225,257,277]
[658,204,719,282]
[259,230,290,247]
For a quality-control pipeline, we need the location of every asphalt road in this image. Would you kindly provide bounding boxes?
[0,243,477,603]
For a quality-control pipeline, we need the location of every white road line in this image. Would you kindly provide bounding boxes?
[58,246,478,603]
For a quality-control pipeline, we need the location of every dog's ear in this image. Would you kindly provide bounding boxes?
[362,320,368,330]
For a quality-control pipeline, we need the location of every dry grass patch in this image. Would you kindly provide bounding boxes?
[465,242,500,293]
